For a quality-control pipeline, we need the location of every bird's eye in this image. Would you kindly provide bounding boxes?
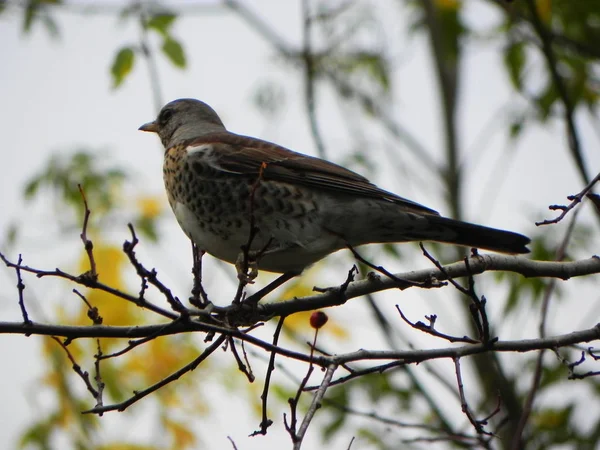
[159,108,173,124]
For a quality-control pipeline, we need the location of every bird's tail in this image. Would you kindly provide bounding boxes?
[425,215,530,254]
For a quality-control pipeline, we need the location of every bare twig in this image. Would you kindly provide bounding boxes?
[77,185,98,282]
[293,363,337,449]
[123,224,187,314]
[454,357,495,442]
[0,251,178,320]
[512,209,579,448]
[15,254,30,324]
[536,172,600,226]
[347,243,438,289]
[395,306,479,344]
[420,246,494,344]
[99,318,188,360]
[50,336,99,399]
[83,334,227,414]
[252,316,286,436]
[93,339,105,409]
[73,289,103,325]
[229,336,255,382]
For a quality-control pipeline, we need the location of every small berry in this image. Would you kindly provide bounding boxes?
[310,311,328,329]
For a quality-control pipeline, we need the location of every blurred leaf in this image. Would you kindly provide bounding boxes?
[280,276,349,339]
[22,0,61,36]
[18,414,57,449]
[252,81,286,117]
[536,82,558,121]
[163,417,196,450]
[23,150,126,218]
[357,427,386,449]
[322,386,349,441]
[533,404,573,431]
[435,0,460,10]
[509,114,526,141]
[146,13,176,36]
[5,222,18,248]
[334,51,390,92]
[536,0,553,23]
[134,195,163,241]
[76,243,134,327]
[504,41,526,89]
[135,216,159,242]
[162,38,186,68]
[40,13,59,37]
[136,195,163,219]
[111,46,135,89]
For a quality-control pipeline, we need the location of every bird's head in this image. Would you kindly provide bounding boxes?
[139,98,226,148]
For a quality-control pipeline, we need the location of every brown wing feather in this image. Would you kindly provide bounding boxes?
[185,132,439,215]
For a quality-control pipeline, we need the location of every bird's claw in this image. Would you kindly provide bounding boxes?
[235,252,259,284]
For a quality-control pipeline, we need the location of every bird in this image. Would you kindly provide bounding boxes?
[139,98,530,280]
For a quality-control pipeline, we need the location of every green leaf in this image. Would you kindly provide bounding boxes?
[135,216,159,242]
[110,46,135,89]
[336,51,390,92]
[21,0,61,35]
[146,13,177,36]
[536,82,558,121]
[162,37,186,68]
[504,41,526,90]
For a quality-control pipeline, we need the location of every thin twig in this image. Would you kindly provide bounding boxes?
[252,316,286,436]
[395,305,479,344]
[536,172,600,226]
[83,334,227,414]
[293,363,337,449]
[453,357,495,442]
[0,251,178,320]
[73,289,103,325]
[77,185,98,282]
[512,208,579,448]
[15,254,30,324]
[347,244,432,289]
[93,339,105,410]
[229,336,255,382]
[50,336,99,398]
[124,224,187,314]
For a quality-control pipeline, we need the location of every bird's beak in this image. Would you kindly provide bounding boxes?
[138,121,159,133]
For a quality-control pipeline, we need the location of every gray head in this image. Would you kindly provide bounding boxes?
[139,98,226,148]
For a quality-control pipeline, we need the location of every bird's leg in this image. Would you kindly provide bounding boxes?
[235,250,260,284]
[244,271,299,304]
[190,242,211,309]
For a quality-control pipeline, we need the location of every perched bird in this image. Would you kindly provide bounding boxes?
[139,98,530,277]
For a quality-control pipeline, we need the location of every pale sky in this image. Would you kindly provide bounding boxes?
[2,1,599,449]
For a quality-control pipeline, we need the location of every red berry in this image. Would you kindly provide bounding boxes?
[310,311,328,329]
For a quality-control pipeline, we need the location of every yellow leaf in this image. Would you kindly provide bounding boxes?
[76,241,140,326]
[136,195,163,219]
[122,336,206,385]
[278,275,348,339]
[536,0,552,22]
[163,417,196,450]
[435,0,461,10]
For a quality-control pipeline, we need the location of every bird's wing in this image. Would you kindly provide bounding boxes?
[185,132,439,216]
